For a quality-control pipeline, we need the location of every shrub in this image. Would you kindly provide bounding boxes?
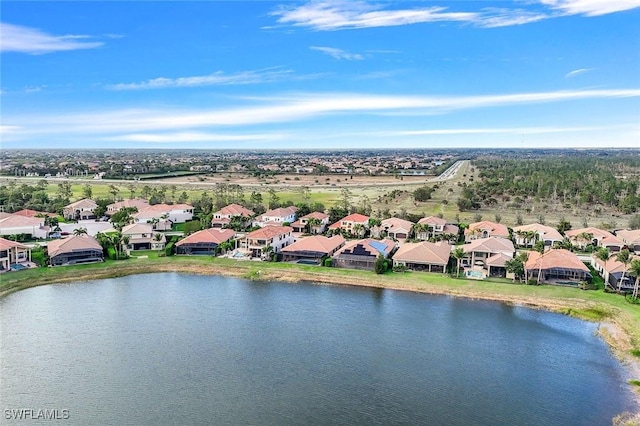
[324,258,332,267]
[165,242,175,256]
[107,246,117,260]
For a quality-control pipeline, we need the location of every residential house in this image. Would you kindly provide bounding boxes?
[328,213,370,236]
[464,221,509,242]
[63,198,98,221]
[253,207,298,228]
[281,235,346,264]
[513,223,564,247]
[0,237,31,272]
[565,227,624,252]
[616,229,640,254]
[13,209,57,218]
[379,217,414,241]
[332,238,395,271]
[211,204,254,228]
[48,235,104,266]
[176,228,236,256]
[0,214,47,239]
[290,212,330,235]
[415,216,460,242]
[241,225,294,259]
[132,203,194,230]
[392,241,450,273]
[461,237,515,279]
[106,199,150,216]
[526,249,591,286]
[121,223,165,251]
[591,253,636,292]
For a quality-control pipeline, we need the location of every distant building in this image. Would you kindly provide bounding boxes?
[290,212,330,234]
[211,204,255,228]
[63,199,98,221]
[253,207,298,228]
[513,223,564,247]
[465,221,509,242]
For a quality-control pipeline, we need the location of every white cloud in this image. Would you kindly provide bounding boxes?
[108,68,295,90]
[376,125,620,136]
[5,89,639,139]
[0,22,103,54]
[105,132,286,143]
[310,46,363,60]
[270,0,640,31]
[565,68,593,78]
[539,0,640,16]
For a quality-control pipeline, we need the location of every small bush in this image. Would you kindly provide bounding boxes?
[165,242,175,256]
[107,246,117,260]
[324,258,332,267]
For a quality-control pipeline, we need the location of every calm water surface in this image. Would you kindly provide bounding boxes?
[0,273,635,425]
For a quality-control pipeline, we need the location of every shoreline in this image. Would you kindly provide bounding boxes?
[1,258,639,412]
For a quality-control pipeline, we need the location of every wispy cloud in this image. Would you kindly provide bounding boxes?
[108,68,295,90]
[310,46,363,60]
[105,132,286,143]
[540,0,640,16]
[0,22,104,54]
[5,89,639,140]
[270,0,640,31]
[373,125,618,137]
[565,68,593,78]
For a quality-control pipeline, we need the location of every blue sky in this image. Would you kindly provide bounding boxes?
[1,0,639,149]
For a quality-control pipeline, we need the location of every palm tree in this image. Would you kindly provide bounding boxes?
[629,259,640,301]
[615,249,631,292]
[451,247,465,278]
[352,223,365,238]
[534,240,546,284]
[73,227,88,236]
[306,217,321,234]
[595,247,611,289]
[578,232,594,249]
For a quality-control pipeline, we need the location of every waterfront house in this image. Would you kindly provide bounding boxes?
[211,204,255,228]
[0,214,47,239]
[565,227,624,252]
[392,241,450,273]
[241,225,294,259]
[328,213,370,236]
[591,253,636,292]
[513,223,564,247]
[332,238,395,271]
[465,221,509,242]
[176,228,236,256]
[121,223,165,251]
[461,237,515,279]
[281,235,345,264]
[253,207,298,228]
[63,199,98,221]
[415,216,459,242]
[290,212,330,235]
[0,237,31,272]
[615,229,640,254]
[379,217,414,241]
[48,235,104,266]
[106,199,150,216]
[525,249,591,285]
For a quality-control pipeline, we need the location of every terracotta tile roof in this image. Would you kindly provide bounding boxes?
[443,224,460,234]
[302,211,329,220]
[121,223,154,235]
[565,227,614,240]
[513,223,563,241]
[465,221,509,237]
[13,209,57,218]
[246,225,293,240]
[381,217,414,233]
[262,206,298,217]
[282,235,345,254]
[0,237,29,251]
[616,229,640,245]
[65,198,97,209]
[0,215,45,228]
[176,228,236,246]
[393,241,450,265]
[486,253,512,267]
[47,235,102,258]
[525,249,589,272]
[0,213,12,220]
[334,238,395,258]
[215,204,254,217]
[329,213,370,229]
[591,255,635,275]
[463,237,515,254]
[418,216,447,226]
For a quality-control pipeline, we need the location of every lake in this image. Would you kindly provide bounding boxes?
[0,273,635,425]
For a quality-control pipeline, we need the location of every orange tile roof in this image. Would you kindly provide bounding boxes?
[13,209,57,218]
[393,241,450,265]
[513,223,563,241]
[565,227,614,240]
[302,211,329,220]
[525,249,589,272]
[0,215,45,228]
[65,198,97,209]
[616,229,640,244]
[215,204,254,217]
[47,235,102,257]
[246,225,293,240]
[465,221,509,237]
[0,237,29,251]
[281,235,345,254]
[418,216,447,226]
[176,228,236,246]
[463,237,515,254]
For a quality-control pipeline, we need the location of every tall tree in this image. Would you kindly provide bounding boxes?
[629,259,640,300]
[616,249,632,292]
[451,247,465,278]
